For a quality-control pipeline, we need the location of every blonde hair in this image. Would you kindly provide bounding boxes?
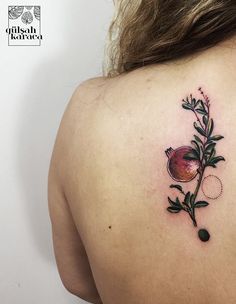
[103,0,236,77]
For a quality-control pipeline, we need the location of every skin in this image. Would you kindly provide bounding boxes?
[48,36,236,304]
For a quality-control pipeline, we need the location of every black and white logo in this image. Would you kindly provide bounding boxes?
[7,6,42,46]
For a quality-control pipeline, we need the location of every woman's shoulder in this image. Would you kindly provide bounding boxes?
[49,76,113,188]
[72,76,109,101]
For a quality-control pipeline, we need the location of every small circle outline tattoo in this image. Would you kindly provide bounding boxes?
[201,174,223,200]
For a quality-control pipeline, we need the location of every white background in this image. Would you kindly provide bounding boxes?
[0,1,113,303]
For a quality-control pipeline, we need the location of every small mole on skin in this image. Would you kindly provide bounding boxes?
[108,225,112,229]
[140,136,144,140]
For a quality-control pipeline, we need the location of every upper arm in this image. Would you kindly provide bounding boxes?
[47,78,106,302]
[48,165,84,293]
[48,162,101,302]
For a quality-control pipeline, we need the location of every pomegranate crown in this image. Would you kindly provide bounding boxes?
[165,147,174,158]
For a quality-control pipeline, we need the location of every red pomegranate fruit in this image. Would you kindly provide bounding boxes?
[165,146,200,182]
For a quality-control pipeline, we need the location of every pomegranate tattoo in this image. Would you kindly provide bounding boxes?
[165,146,200,182]
[165,88,225,242]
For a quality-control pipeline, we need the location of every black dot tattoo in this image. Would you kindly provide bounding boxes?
[198,229,210,242]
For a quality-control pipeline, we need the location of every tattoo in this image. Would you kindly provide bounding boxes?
[201,175,223,200]
[165,88,225,242]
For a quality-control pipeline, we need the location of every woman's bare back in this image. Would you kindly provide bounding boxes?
[51,40,236,304]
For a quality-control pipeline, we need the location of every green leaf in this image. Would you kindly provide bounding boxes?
[196,108,207,115]
[191,98,196,107]
[194,122,207,137]
[168,197,181,208]
[210,156,225,164]
[206,163,216,168]
[209,148,216,159]
[194,135,203,145]
[205,140,214,145]
[207,119,214,137]
[209,135,224,141]
[183,150,199,160]
[201,145,204,154]
[205,143,216,154]
[182,104,192,110]
[168,197,177,206]
[206,156,225,168]
[176,197,181,206]
[183,191,191,207]
[191,140,201,155]
[170,184,185,194]
[198,100,206,111]
[167,206,181,213]
[203,115,209,126]
[194,201,209,208]
[195,100,200,108]
[190,194,195,208]
[193,147,200,157]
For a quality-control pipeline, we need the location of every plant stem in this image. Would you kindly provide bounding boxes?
[188,211,197,227]
[188,89,210,227]
[193,169,205,201]
[192,109,205,130]
[188,168,205,227]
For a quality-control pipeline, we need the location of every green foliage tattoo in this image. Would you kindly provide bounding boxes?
[165,88,225,232]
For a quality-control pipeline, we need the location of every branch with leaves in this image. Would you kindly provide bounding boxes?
[167,88,225,227]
